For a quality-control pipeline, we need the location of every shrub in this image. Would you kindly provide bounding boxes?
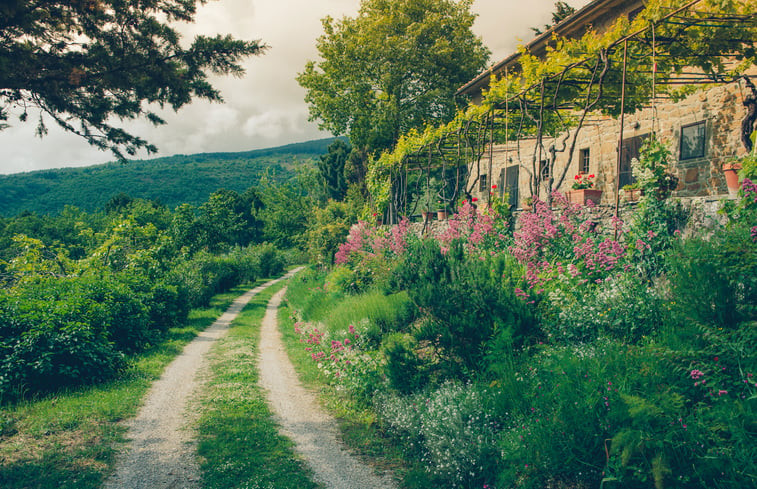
[490,338,756,489]
[540,273,668,343]
[396,239,535,378]
[0,280,125,400]
[376,382,501,488]
[305,200,353,266]
[381,332,428,394]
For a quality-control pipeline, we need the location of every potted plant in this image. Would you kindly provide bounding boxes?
[622,183,641,202]
[567,173,602,205]
[521,195,534,211]
[632,136,678,201]
[417,192,434,221]
[722,160,743,197]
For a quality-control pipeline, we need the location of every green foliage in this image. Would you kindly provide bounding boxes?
[305,200,353,266]
[625,197,689,279]
[318,139,351,200]
[632,136,679,200]
[0,138,340,216]
[667,218,756,329]
[541,273,668,344]
[376,382,501,488]
[0,281,254,489]
[256,180,310,250]
[0,0,264,158]
[381,333,428,394]
[169,244,285,309]
[297,0,489,155]
[396,239,535,378]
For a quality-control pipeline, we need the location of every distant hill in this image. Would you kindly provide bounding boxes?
[0,138,342,216]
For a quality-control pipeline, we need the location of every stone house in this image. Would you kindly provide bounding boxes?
[456,0,754,209]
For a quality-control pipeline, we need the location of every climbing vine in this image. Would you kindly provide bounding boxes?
[366,0,757,220]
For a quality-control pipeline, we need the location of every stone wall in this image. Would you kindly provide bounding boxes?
[405,194,731,242]
[469,78,753,208]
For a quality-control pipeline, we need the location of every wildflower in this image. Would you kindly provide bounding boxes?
[491,184,497,189]
[690,369,704,380]
[718,390,728,396]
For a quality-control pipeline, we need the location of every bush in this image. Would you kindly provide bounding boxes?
[381,332,428,394]
[0,280,125,400]
[0,269,192,401]
[490,338,756,489]
[396,239,536,378]
[540,273,668,344]
[376,382,501,488]
[667,200,756,328]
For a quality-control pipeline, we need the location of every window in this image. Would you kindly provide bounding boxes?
[619,133,649,189]
[479,174,487,192]
[680,121,706,160]
[579,148,590,174]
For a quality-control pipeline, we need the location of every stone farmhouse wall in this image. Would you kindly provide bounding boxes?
[469,78,752,208]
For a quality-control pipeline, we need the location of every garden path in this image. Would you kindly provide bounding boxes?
[103,271,297,489]
[258,287,398,489]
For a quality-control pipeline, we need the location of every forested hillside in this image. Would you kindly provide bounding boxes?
[0,138,341,216]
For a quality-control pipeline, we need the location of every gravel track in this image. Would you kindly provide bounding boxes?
[103,272,294,489]
[258,287,397,489]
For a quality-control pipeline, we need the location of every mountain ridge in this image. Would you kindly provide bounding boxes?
[0,137,342,216]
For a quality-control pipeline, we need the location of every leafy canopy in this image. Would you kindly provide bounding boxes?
[297,0,490,155]
[0,0,266,159]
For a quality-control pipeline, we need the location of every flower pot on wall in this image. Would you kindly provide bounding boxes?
[421,210,432,221]
[722,162,742,197]
[436,210,448,220]
[623,188,642,202]
[567,189,603,205]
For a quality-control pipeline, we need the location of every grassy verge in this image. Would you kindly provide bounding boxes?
[0,282,265,489]
[277,269,414,485]
[194,279,322,489]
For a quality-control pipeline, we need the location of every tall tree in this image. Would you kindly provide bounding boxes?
[531,1,577,35]
[318,139,351,201]
[0,0,265,158]
[297,0,489,158]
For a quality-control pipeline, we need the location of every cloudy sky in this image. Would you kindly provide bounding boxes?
[0,0,590,175]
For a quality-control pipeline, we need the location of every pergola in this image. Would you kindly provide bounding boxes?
[369,0,756,224]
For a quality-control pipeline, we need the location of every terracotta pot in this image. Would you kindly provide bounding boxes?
[436,210,448,220]
[567,189,603,205]
[624,188,642,202]
[421,210,432,221]
[722,162,742,197]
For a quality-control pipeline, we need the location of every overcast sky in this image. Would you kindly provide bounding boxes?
[0,0,590,175]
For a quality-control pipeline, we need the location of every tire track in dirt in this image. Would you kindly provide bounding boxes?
[103,271,297,489]
[258,286,397,489]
